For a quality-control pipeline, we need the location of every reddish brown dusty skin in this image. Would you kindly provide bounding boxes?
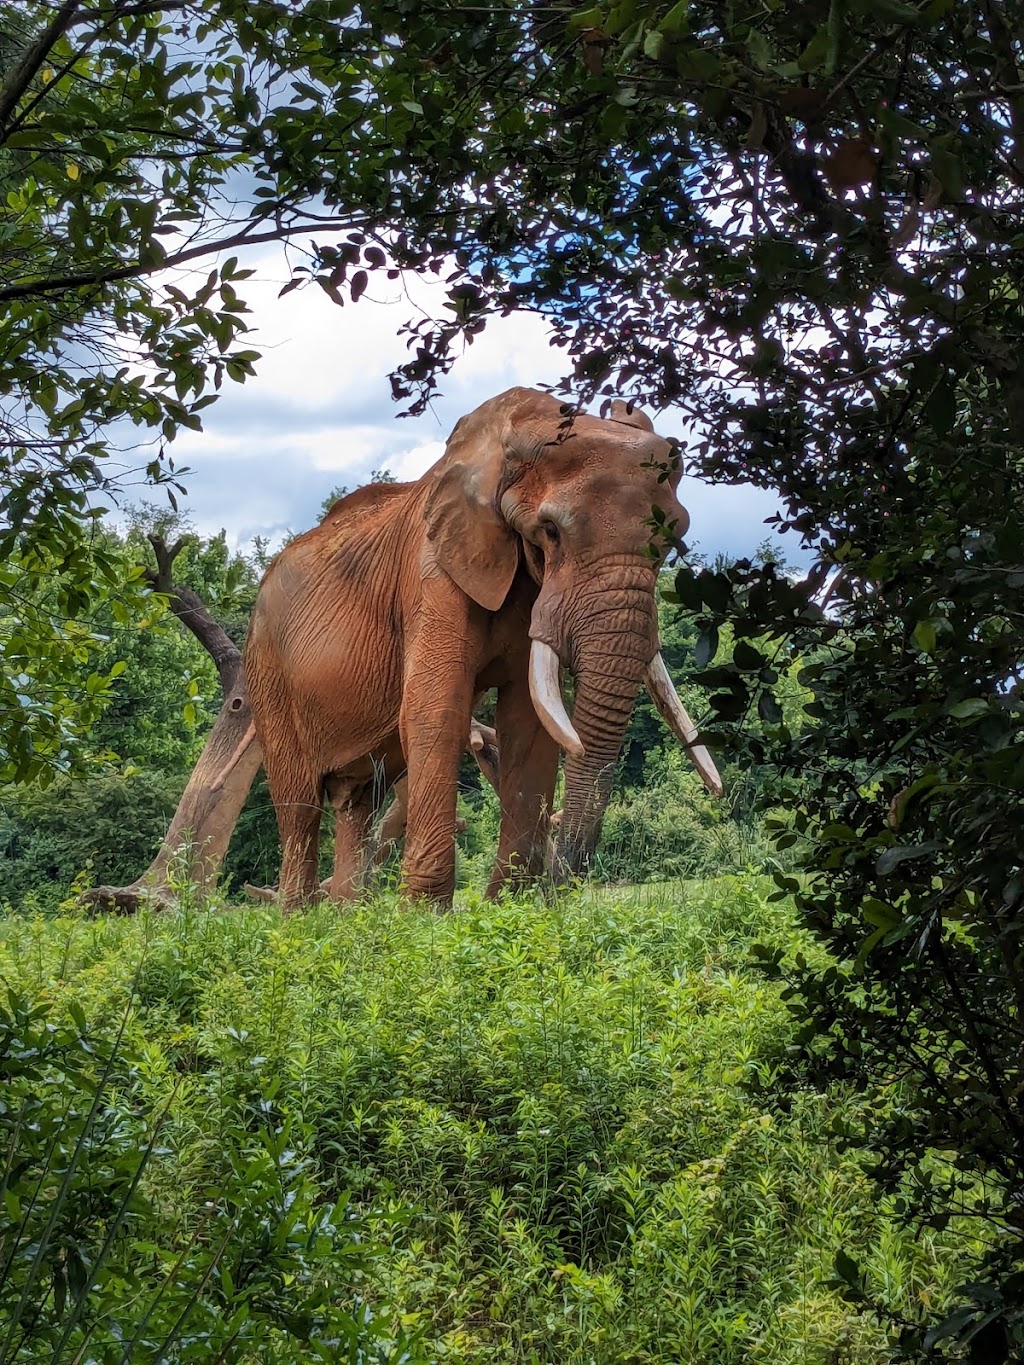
[244,388,703,911]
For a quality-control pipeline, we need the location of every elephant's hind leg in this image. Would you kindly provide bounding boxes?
[272,775,324,912]
[325,776,375,903]
[367,778,409,875]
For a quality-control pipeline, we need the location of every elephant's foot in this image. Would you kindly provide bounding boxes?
[484,868,543,901]
[402,886,456,913]
[399,856,457,911]
[399,841,458,908]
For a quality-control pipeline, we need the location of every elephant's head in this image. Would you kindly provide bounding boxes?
[425,387,722,878]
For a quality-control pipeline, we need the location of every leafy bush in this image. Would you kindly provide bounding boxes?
[0,987,415,1363]
[596,748,786,884]
[221,770,290,893]
[0,880,978,1361]
[0,772,182,910]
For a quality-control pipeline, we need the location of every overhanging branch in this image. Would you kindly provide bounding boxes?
[0,216,366,305]
[0,0,81,133]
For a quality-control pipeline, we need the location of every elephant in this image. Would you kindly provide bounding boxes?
[369,717,500,872]
[244,386,721,910]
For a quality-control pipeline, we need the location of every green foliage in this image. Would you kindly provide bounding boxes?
[0,770,181,911]
[0,502,260,783]
[0,881,980,1361]
[598,750,780,883]
[0,535,146,782]
[0,510,279,908]
[88,510,262,769]
[0,986,415,1363]
[337,0,1022,1347]
[3,0,1022,1347]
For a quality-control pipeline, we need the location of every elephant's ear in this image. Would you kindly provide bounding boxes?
[422,416,516,611]
[424,459,518,610]
[424,388,563,610]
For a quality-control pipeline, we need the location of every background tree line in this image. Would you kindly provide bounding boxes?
[0,504,797,908]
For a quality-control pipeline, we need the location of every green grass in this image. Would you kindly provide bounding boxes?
[0,877,973,1362]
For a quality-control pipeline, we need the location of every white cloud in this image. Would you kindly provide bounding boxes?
[157,245,803,566]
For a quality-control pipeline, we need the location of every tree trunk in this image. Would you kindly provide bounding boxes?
[82,535,261,912]
[83,684,261,911]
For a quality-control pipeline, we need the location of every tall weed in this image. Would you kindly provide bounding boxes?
[0,879,975,1362]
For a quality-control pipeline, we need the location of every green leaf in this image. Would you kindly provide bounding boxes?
[567,6,604,30]
[746,29,773,70]
[832,1249,864,1298]
[931,145,963,199]
[733,640,766,670]
[694,625,719,667]
[879,107,929,142]
[926,382,955,435]
[796,27,830,73]
[863,899,902,929]
[674,45,723,81]
[948,698,988,718]
[923,1309,981,1349]
[876,843,939,874]
[870,0,924,22]
[758,690,783,724]
[658,1,691,36]
[643,30,671,61]
[912,619,936,653]
[673,567,704,610]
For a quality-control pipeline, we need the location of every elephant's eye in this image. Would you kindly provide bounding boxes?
[540,520,559,542]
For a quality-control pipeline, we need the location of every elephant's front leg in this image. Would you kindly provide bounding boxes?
[487,678,560,898]
[400,670,477,907]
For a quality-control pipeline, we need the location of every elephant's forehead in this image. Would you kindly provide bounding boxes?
[529,424,677,488]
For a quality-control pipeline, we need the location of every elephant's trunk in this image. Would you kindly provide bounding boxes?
[535,562,658,879]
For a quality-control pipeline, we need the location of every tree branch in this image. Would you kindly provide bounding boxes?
[144,533,242,694]
[0,0,82,134]
[0,217,363,304]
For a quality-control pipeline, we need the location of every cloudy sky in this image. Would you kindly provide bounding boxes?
[146,245,799,567]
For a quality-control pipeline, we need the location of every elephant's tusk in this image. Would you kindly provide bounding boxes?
[529,640,585,759]
[645,652,724,797]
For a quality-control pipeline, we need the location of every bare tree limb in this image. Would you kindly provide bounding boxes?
[144,533,242,694]
[0,217,361,304]
[83,537,256,912]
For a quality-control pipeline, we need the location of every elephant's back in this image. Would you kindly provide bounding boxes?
[319,479,409,527]
[253,479,413,643]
